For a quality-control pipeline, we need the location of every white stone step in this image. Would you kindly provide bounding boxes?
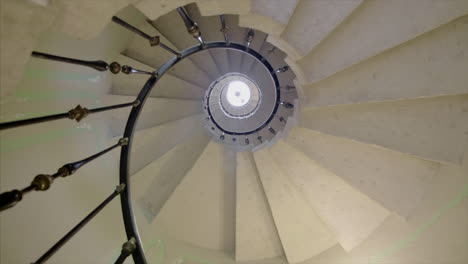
[127,114,204,175]
[254,148,337,263]
[210,48,230,75]
[197,0,251,16]
[221,15,246,73]
[276,0,363,60]
[286,127,441,218]
[154,9,220,78]
[303,15,468,108]
[135,0,250,22]
[154,141,235,251]
[301,94,468,165]
[103,95,201,137]
[124,20,212,88]
[224,15,245,44]
[227,49,242,72]
[259,42,295,88]
[240,30,268,74]
[112,54,205,99]
[186,4,229,76]
[235,151,284,261]
[135,131,210,222]
[269,140,390,251]
[303,149,468,264]
[239,0,299,36]
[297,0,468,84]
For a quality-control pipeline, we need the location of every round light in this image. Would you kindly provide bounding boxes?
[225,81,251,107]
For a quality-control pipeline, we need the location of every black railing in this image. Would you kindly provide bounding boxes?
[0,138,128,211]
[112,16,181,57]
[177,7,205,46]
[0,8,295,264]
[0,102,138,130]
[34,184,126,264]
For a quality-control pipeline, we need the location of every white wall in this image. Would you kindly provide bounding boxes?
[0,5,150,263]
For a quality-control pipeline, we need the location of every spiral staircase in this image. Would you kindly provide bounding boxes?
[1,0,468,263]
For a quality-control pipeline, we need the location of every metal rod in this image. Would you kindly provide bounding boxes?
[280,85,296,93]
[113,16,181,57]
[219,15,229,44]
[121,65,156,76]
[273,65,290,74]
[245,29,255,49]
[112,16,160,46]
[279,101,294,109]
[59,138,129,176]
[0,101,138,130]
[33,184,126,264]
[176,7,195,28]
[31,51,115,72]
[176,7,205,46]
[0,139,128,212]
[159,42,181,57]
[114,237,136,264]
[267,46,277,54]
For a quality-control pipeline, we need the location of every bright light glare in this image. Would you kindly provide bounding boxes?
[226,81,251,107]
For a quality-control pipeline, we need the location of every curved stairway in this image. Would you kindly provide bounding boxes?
[1,1,468,264]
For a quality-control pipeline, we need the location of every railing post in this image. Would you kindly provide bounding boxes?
[177,7,205,46]
[0,101,139,130]
[32,184,126,264]
[0,138,128,211]
[272,65,290,74]
[31,51,122,73]
[245,29,255,49]
[112,16,181,57]
[220,15,230,44]
[279,101,294,109]
[114,237,137,264]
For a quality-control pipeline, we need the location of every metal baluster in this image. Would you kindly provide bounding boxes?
[0,138,128,211]
[114,238,137,264]
[0,101,140,130]
[112,16,181,57]
[121,65,157,76]
[33,184,126,264]
[220,15,229,44]
[268,127,276,135]
[279,101,294,109]
[267,46,277,54]
[112,16,159,46]
[177,7,205,46]
[245,29,255,49]
[280,85,296,93]
[272,65,290,74]
[31,51,122,73]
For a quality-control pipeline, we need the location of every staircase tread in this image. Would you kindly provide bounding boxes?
[254,148,337,263]
[300,94,468,165]
[235,151,284,261]
[154,141,235,251]
[298,0,468,84]
[302,15,468,108]
[286,127,441,219]
[270,140,390,251]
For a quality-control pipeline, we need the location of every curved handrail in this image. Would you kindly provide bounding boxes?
[119,41,281,263]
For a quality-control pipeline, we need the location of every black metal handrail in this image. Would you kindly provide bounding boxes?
[204,44,281,136]
[33,184,126,264]
[0,10,295,264]
[119,41,286,263]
